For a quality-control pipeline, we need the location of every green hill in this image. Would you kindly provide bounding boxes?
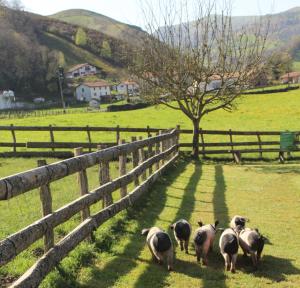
[50,9,145,44]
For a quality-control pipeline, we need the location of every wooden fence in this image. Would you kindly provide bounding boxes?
[0,129,179,287]
[0,125,299,162]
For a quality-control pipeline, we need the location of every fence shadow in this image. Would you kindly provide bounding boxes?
[133,161,202,288]
[199,165,229,288]
[81,156,189,288]
[238,254,300,283]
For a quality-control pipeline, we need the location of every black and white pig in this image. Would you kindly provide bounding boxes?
[170,219,191,254]
[230,215,249,230]
[141,227,174,271]
[219,227,240,273]
[193,220,219,265]
[238,227,265,268]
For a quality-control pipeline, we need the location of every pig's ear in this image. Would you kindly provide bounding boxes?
[214,220,219,227]
[141,228,150,236]
[170,224,174,230]
[198,221,203,227]
[254,228,259,233]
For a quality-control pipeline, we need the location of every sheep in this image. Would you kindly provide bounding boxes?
[230,215,249,230]
[193,220,219,265]
[170,219,191,254]
[219,227,240,273]
[141,227,174,271]
[238,227,265,268]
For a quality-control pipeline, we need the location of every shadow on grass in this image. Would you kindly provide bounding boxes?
[238,254,300,283]
[200,165,229,288]
[133,161,202,288]
[81,156,189,288]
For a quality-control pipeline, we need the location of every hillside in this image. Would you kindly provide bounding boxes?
[50,9,145,44]
[0,5,129,98]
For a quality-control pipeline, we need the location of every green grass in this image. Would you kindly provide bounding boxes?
[293,61,300,72]
[1,89,300,156]
[1,157,299,287]
[39,32,122,76]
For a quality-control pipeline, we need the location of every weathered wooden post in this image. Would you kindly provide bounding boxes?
[257,132,263,159]
[147,125,151,138]
[49,125,55,152]
[98,144,113,208]
[148,134,153,175]
[116,125,120,146]
[10,124,17,153]
[176,125,181,156]
[131,136,140,187]
[74,147,92,240]
[86,125,92,153]
[139,136,147,181]
[119,139,127,197]
[199,128,205,158]
[155,131,160,170]
[160,130,165,165]
[37,160,54,252]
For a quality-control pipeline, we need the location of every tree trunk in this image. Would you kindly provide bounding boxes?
[192,119,200,159]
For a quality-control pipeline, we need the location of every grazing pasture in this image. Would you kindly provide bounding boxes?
[0,157,300,287]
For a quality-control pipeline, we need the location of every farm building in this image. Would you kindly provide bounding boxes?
[66,63,98,79]
[0,90,15,109]
[75,81,111,102]
[112,81,139,95]
[281,72,300,84]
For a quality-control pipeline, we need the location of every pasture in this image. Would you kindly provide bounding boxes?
[1,90,300,287]
[0,157,300,287]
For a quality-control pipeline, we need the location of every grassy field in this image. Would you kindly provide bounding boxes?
[1,157,299,287]
[1,89,300,149]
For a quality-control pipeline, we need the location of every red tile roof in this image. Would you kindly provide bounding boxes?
[281,72,300,79]
[68,63,91,73]
[81,81,110,88]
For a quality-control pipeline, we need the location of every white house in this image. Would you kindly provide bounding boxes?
[66,63,98,79]
[75,81,111,102]
[0,90,15,110]
[114,81,139,95]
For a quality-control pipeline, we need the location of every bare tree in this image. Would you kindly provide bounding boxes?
[129,0,268,158]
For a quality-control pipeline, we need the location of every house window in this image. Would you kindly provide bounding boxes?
[94,93,97,96]
[85,66,91,71]
[82,88,84,92]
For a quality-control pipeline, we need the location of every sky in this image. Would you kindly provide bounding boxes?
[21,0,300,28]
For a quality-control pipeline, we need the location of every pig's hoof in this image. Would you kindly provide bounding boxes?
[168,266,173,272]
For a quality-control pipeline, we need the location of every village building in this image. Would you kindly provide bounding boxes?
[0,90,15,110]
[75,81,111,102]
[66,63,98,79]
[113,81,139,95]
[280,72,300,84]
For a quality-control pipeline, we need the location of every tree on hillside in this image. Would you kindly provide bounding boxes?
[129,0,269,158]
[267,51,293,81]
[75,27,87,46]
[101,40,112,58]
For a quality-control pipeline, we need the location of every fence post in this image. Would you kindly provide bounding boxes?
[119,139,127,197]
[148,134,153,175]
[256,132,263,159]
[37,160,54,252]
[147,125,151,138]
[49,125,55,152]
[97,144,113,208]
[160,130,165,165]
[131,136,140,187]
[86,125,92,153]
[10,124,17,152]
[74,147,92,241]
[176,125,181,155]
[155,132,160,170]
[199,128,205,158]
[139,136,147,181]
[116,125,120,145]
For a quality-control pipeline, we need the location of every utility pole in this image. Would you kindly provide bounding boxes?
[57,66,66,112]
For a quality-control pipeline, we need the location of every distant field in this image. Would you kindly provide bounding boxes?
[1,90,300,154]
[1,158,300,287]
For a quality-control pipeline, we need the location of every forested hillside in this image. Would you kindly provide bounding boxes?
[0,5,129,99]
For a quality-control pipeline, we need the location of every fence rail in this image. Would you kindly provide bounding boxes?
[1,125,300,162]
[0,128,179,287]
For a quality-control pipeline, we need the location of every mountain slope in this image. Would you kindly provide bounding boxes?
[50,9,145,43]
